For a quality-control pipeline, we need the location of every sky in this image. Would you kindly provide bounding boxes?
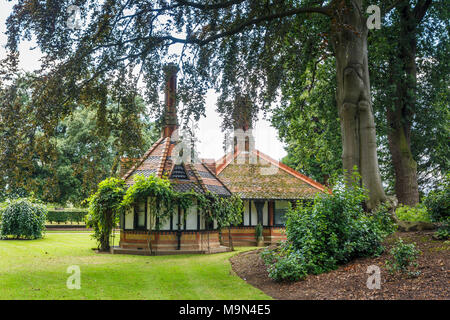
[0,1,287,161]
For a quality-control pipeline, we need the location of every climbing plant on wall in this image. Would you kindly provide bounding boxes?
[87,174,243,253]
[121,174,174,254]
[85,178,126,251]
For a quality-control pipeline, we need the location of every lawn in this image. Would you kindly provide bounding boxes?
[0,233,270,300]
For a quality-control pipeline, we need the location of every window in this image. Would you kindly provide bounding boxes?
[274,208,287,226]
[135,201,146,229]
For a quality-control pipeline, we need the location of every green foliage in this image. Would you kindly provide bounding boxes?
[369,1,450,194]
[262,174,394,281]
[46,210,87,224]
[434,224,449,240]
[385,238,421,277]
[369,203,398,237]
[120,175,243,233]
[0,198,47,240]
[424,173,450,223]
[395,204,431,222]
[85,178,126,251]
[0,74,159,206]
[201,193,243,229]
[261,245,307,282]
[121,174,175,229]
[272,55,341,185]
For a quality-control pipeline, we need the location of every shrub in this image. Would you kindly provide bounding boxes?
[261,174,393,281]
[434,224,449,240]
[395,204,431,222]
[265,251,307,282]
[0,198,47,239]
[424,174,449,223]
[385,238,421,277]
[369,203,398,237]
[47,210,87,224]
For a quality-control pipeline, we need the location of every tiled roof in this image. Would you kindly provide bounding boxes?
[216,149,326,200]
[122,136,232,197]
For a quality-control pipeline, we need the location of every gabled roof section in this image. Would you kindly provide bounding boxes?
[216,149,327,200]
[122,136,231,197]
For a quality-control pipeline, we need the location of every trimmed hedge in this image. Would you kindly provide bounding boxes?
[47,210,87,224]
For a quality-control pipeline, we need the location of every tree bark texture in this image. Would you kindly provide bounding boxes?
[332,0,386,210]
[386,3,420,206]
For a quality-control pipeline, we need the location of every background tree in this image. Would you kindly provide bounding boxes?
[271,41,341,185]
[0,73,159,205]
[4,0,390,209]
[272,1,448,202]
[370,0,448,205]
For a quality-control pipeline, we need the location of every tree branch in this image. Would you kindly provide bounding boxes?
[176,0,246,10]
[183,6,332,45]
[413,0,433,23]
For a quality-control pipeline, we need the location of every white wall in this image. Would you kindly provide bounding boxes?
[263,201,268,226]
[160,212,172,230]
[124,208,134,229]
[185,204,198,230]
[243,200,250,226]
[199,209,206,229]
[250,201,258,226]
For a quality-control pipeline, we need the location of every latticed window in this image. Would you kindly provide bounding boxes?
[274,201,289,226]
[134,201,146,229]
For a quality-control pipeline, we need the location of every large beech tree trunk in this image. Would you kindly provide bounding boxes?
[332,0,386,210]
[386,3,420,206]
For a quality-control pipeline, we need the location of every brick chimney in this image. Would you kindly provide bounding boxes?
[232,95,255,152]
[162,64,179,138]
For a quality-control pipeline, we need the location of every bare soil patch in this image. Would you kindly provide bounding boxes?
[230,231,449,300]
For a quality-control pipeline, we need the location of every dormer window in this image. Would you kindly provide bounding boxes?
[170,164,188,179]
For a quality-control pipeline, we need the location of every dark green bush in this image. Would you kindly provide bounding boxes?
[424,173,449,223]
[261,174,395,281]
[0,198,47,239]
[46,210,87,224]
[261,242,307,282]
[434,224,449,240]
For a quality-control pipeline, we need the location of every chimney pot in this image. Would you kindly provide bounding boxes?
[162,64,179,138]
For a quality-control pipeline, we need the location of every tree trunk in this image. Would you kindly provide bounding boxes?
[386,3,420,206]
[100,211,111,251]
[387,104,420,206]
[332,0,386,210]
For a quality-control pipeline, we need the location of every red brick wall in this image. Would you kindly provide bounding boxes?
[221,226,286,246]
[120,230,221,252]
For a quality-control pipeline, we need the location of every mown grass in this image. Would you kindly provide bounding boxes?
[0,233,269,300]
